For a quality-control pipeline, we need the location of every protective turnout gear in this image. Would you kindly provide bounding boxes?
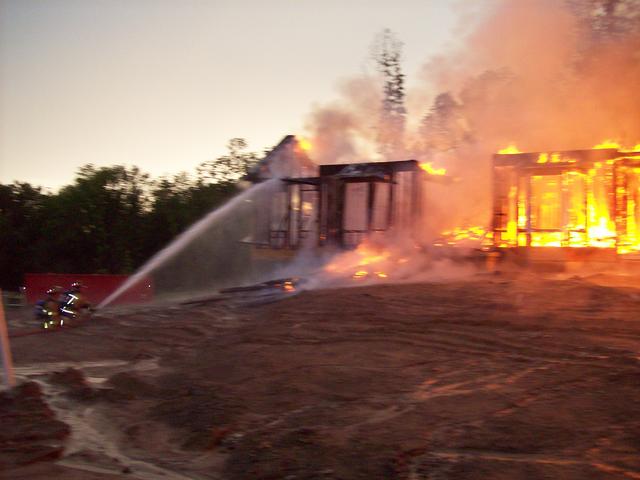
[60,281,91,318]
[35,287,64,329]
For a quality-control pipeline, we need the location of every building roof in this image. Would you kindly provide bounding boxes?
[246,135,317,182]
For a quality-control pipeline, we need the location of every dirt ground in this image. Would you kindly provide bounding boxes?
[2,272,640,479]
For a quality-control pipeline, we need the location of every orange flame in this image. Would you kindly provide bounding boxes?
[296,136,312,152]
[498,145,521,154]
[537,152,576,164]
[419,162,446,176]
[593,140,640,152]
[438,225,489,246]
[324,240,394,281]
[593,140,621,150]
[493,162,619,250]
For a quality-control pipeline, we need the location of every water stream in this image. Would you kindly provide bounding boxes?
[99,179,279,308]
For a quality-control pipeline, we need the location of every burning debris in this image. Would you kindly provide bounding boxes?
[324,239,398,281]
[434,226,490,248]
[314,236,476,286]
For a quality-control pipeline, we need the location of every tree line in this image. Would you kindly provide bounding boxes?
[0,139,259,290]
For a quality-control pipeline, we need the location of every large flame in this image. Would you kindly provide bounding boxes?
[491,146,633,251]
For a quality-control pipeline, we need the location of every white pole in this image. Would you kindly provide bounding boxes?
[0,290,16,389]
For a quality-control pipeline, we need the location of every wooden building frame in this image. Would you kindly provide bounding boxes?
[317,160,423,248]
[257,159,424,250]
[492,148,640,253]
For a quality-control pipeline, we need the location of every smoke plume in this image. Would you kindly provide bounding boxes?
[303,0,640,235]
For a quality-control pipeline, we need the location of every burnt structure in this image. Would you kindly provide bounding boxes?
[253,158,424,250]
[317,160,422,248]
[492,148,640,255]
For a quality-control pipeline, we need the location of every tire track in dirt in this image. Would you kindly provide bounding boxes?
[409,449,640,480]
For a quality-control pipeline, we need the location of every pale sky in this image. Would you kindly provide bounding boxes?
[0,0,469,189]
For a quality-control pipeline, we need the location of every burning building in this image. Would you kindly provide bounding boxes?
[492,144,640,262]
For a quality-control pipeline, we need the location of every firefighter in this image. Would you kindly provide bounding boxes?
[35,287,63,327]
[61,281,91,317]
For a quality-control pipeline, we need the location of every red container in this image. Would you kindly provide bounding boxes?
[24,273,153,306]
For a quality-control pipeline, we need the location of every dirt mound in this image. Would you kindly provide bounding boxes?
[224,427,399,479]
[49,367,96,402]
[148,373,245,450]
[0,382,70,469]
[105,371,157,400]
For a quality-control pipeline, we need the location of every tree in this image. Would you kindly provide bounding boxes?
[142,165,241,260]
[567,0,640,42]
[44,165,152,274]
[371,29,407,159]
[0,183,49,289]
[0,137,261,289]
[420,92,471,153]
[197,138,258,185]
